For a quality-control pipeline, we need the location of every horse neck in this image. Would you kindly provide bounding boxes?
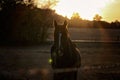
[61,33,72,49]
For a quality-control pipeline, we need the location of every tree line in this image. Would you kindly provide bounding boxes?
[69,13,120,29]
[0,0,120,45]
[0,0,66,45]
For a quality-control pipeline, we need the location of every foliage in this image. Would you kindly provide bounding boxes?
[0,1,56,45]
[69,13,82,27]
[71,12,81,20]
[37,0,59,9]
[93,14,102,21]
[110,20,120,29]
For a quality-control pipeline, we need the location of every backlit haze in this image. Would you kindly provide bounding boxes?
[36,0,120,22]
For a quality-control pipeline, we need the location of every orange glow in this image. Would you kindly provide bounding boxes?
[36,0,120,22]
[52,0,113,20]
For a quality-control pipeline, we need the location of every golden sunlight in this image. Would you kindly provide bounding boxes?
[52,0,113,20]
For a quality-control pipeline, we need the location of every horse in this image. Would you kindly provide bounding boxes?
[51,20,81,80]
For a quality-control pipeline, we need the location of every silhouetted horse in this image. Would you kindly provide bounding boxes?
[51,20,81,80]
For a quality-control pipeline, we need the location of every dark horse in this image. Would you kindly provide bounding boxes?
[51,20,81,80]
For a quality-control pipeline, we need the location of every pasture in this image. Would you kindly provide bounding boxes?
[0,42,120,80]
[0,28,120,80]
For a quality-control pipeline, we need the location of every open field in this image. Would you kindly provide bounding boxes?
[0,42,120,80]
[48,28,120,41]
[0,27,120,80]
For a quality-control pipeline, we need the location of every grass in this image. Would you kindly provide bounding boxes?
[0,42,120,80]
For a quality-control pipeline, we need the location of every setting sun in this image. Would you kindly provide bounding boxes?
[52,0,113,20]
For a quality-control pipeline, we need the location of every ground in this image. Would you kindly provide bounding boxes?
[0,42,120,80]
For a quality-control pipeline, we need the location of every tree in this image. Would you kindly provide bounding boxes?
[0,0,56,44]
[93,14,102,21]
[110,20,120,29]
[69,12,82,27]
[35,0,58,9]
[71,12,81,20]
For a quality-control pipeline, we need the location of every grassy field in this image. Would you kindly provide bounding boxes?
[0,28,120,80]
[0,42,120,80]
[48,28,120,41]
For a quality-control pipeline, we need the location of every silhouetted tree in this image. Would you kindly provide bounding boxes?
[93,14,102,21]
[70,12,82,27]
[0,0,58,45]
[110,20,120,29]
[35,0,58,9]
[71,12,81,20]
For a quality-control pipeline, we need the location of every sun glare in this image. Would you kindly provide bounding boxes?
[52,0,113,20]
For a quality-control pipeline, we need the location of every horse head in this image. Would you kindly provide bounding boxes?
[53,20,69,54]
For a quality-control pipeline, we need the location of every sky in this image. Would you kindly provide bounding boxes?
[101,0,120,22]
[36,0,120,22]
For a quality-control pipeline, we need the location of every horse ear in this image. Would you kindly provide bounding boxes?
[64,20,68,27]
[54,20,57,27]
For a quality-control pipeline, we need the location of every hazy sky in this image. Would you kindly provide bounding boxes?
[52,0,120,22]
[101,0,120,22]
[36,0,120,22]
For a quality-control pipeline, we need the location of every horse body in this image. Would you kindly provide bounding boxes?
[51,20,81,69]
